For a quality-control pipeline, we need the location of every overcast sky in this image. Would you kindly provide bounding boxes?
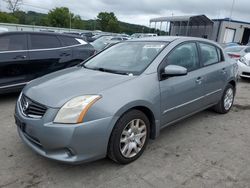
[1,0,250,27]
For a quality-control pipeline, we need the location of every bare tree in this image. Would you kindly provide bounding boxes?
[4,0,22,12]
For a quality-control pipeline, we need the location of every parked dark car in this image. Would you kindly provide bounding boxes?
[0,32,95,94]
[63,32,94,43]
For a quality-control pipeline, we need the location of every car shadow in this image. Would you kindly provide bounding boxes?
[239,78,250,83]
[36,109,218,169]
[0,92,20,104]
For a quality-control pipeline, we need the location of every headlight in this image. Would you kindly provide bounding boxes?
[240,57,250,66]
[54,95,101,124]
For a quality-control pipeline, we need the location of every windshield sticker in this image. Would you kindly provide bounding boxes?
[143,45,165,49]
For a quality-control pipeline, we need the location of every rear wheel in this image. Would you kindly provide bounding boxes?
[108,110,150,164]
[213,84,235,114]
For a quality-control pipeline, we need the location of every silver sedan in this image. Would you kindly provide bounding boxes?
[15,37,237,164]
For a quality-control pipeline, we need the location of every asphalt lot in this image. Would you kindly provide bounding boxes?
[0,80,250,188]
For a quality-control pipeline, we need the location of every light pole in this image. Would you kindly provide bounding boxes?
[229,0,236,21]
[69,12,72,31]
[223,0,236,43]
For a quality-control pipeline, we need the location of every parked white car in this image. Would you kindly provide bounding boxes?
[225,46,250,60]
[238,53,250,79]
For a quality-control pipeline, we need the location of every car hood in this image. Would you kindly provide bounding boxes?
[23,67,135,108]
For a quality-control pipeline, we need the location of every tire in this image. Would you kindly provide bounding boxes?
[213,84,235,114]
[108,110,150,164]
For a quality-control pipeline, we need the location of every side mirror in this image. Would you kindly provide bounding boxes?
[163,65,187,77]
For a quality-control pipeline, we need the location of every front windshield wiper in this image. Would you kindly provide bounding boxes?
[85,66,132,76]
[95,67,131,75]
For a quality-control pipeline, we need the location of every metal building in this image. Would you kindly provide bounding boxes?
[149,15,250,45]
[211,18,250,44]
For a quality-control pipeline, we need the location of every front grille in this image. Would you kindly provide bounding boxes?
[20,94,47,118]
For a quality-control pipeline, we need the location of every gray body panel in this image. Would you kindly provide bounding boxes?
[15,37,237,164]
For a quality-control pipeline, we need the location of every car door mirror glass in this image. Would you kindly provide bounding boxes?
[163,65,187,77]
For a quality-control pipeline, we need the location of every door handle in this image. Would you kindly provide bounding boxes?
[196,77,203,84]
[13,55,26,59]
[60,52,70,57]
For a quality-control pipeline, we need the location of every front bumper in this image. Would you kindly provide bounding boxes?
[238,61,250,78]
[15,100,116,164]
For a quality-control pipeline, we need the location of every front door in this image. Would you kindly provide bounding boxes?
[0,33,29,89]
[159,42,204,126]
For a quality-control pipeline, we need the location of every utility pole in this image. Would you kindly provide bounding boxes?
[223,0,236,43]
[69,11,72,31]
[229,0,236,21]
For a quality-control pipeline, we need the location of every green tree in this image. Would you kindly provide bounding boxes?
[97,12,120,32]
[72,15,84,29]
[13,10,26,24]
[47,7,71,28]
[0,12,19,23]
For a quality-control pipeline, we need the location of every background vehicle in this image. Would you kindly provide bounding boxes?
[91,35,129,52]
[15,37,237,164]
[63,32,94,42]
[131,33,158,38]
[131,33,144,38]
[0,32,95,94]
[238,53,250,79]
[224,46,250,60]
[220,42,240,49]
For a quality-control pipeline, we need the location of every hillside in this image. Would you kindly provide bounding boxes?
[0,10,164,35]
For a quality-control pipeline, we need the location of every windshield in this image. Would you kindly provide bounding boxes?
[225,46,245,53]
[84,42,167,75]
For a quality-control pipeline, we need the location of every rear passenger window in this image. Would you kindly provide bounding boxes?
[0,34,27,51]
[58,36,80,46]
[199,43,219,66]
[167,42,199,71]
[30,34,61,49]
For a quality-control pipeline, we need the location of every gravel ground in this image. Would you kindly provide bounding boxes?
[0,80,250,188]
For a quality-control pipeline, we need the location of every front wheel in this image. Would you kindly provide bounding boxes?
[108,110,150,164]
[213,84,235,114]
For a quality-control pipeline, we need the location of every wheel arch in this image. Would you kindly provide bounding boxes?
[228,79,236,89]
[113,102,160,140]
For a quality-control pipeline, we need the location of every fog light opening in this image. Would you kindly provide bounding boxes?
[66,148,76,157]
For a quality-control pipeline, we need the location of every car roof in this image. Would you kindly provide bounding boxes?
[129,36,222,47]
[0,31,81,38]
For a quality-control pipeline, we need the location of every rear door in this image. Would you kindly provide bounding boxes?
[159,42,205,125]
[198,42,227,106]
[27,33,71,80]
[0,33,29,89]
[58,35,94,66]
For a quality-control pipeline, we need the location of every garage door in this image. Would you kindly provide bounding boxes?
[223,28,235,43]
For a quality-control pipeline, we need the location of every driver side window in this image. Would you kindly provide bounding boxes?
[167,42,199,72]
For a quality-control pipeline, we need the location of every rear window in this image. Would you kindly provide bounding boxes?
[58,36,80,46]
[0,34,27,51]
[30,34,61,49]
[225,46,245,53]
